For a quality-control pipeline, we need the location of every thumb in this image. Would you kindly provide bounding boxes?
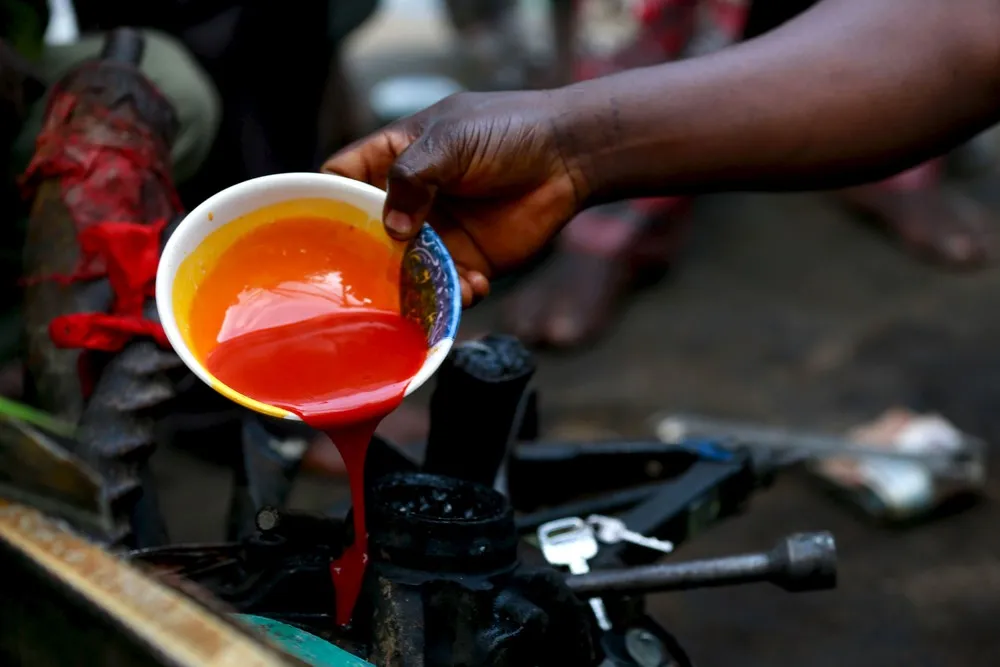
[383,130,461,241]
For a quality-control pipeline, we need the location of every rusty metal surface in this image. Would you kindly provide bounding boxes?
[0,500,309,667]
[370,577,425,667]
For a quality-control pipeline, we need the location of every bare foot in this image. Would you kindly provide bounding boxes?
[840,178,997,268]
[502,198,692,348]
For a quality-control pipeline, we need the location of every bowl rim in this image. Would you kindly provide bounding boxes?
[155,172,461,422]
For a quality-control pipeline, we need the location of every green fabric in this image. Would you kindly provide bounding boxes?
[1,0,48,61]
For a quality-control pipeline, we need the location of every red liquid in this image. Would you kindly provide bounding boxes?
[189,217,427,626]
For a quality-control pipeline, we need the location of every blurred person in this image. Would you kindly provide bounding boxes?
[321,0,1000,309]
[502,0,749,348]
[442,0,532,89]
[838,158,996,267]
[501,0,998,350]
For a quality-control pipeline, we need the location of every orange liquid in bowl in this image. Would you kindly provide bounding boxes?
[187,215,427,626]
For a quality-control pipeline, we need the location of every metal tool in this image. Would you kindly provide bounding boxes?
[566,531,837,597]
[656,413,981,475]
[537,517,612,631]
[587,515,674,554]
[508,438,737,509]
[592,449,757,568]
[424,334,536,491]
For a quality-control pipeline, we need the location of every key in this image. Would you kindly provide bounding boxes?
[587,514,675,554]
[537,517,612,631]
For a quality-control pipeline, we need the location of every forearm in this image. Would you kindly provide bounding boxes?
[553,0,1000,203]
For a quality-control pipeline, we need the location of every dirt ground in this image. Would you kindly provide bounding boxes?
[154,5,1000,666]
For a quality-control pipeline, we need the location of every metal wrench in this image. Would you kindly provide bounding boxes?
[655,412,982,475]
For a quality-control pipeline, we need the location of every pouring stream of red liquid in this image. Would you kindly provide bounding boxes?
[188,217,428,626]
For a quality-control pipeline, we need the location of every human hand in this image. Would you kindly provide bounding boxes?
[322,90,590,306]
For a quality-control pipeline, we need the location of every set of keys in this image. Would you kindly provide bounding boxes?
[537,515,674,631]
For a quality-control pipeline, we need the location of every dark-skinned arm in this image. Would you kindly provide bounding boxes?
[323,0,1000,305]
[556,0,1000,205]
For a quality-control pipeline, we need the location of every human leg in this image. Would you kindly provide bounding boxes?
[839,160,997,267]
[503,198,692,347]
[502,0,747,348]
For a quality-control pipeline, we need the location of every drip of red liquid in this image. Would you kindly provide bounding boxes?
[207,309,427,626]
[190,217,428,627]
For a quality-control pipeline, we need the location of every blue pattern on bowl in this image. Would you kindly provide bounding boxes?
[400,224,462,347]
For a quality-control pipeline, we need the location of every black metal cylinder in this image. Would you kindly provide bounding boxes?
[567,553,774,597]
[368,472,517,573]
[566,532,837,597]
[423,335,535,488]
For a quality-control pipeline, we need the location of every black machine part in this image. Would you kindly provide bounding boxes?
[423,334,536,489]
[367,472,518,573]
[363,472,603,667]
[122,330,836,666]
[567,532,837,597]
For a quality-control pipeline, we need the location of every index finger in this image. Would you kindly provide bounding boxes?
[321,127,414,190]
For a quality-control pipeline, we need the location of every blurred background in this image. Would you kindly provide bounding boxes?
[7,1,1000,665]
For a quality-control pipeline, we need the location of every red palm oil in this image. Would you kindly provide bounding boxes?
[187,215,428,626]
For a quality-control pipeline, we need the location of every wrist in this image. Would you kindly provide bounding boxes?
[545,84,617,209]
[546,69,694,206]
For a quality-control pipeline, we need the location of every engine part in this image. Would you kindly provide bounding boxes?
[20,27,184,548]
[364,472,601,667]
[424,334,536,490]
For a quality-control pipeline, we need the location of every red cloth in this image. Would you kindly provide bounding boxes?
[19,80,181,393]
[50,312,170,352]
[21,82,182,232]
[46,218,169,353]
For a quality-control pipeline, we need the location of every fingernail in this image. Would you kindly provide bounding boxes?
[385,210,414,238]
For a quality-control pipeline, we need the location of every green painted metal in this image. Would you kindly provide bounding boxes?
[235,614,373,667]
